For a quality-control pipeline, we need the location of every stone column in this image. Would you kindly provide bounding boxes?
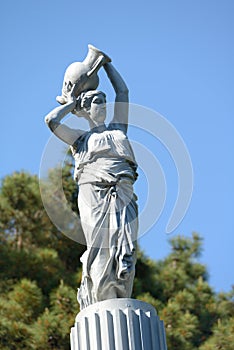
[70,298,167,350]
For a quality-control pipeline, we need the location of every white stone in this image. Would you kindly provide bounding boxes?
[70,298,167,350]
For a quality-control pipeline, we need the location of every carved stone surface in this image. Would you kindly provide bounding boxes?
[70,298,167,350]
[45,45,138,310]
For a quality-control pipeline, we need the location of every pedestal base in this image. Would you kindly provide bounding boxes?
[70,298,167,350]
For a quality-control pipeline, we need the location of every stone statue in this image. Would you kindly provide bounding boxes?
[45,45,138,310]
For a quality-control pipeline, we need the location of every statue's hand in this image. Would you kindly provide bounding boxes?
[56,81,77,105]
[56,73,90,105]
[66,82,77,105]
[71,94,85,118]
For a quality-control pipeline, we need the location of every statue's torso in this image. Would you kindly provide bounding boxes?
[71,126,138,184]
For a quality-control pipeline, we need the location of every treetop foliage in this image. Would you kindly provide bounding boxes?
[0,171,233,349]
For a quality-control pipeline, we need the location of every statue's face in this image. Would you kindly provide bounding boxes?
[86,92,106,124]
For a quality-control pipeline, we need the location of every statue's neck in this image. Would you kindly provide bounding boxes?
[89,123,107,133]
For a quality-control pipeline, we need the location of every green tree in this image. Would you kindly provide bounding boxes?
[0,171,234,349]
[0,279,43,349]
[134,233,234,349]
[199,317,234,350]
[29,282,78,350]
[0,172,47,249]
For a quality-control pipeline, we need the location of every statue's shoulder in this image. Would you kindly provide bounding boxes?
[108,122,128,136]
[70,130,90,155]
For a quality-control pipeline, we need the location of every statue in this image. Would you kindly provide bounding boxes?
[45,45,138,310]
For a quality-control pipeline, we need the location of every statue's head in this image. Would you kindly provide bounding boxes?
[73,90,107,124]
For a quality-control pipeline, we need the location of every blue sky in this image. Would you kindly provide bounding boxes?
[1,0,233,292]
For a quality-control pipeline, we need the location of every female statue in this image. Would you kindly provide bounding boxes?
[45,50,138,309]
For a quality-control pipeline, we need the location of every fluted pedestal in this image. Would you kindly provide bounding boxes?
[70,298,167,350]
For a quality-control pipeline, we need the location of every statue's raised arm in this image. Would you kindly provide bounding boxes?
[44,83,85,145]
[104,62,129,133]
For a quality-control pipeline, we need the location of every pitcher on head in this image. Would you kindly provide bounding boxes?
[56,45,111,105]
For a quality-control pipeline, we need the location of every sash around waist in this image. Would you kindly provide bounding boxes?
[74,157,138,185]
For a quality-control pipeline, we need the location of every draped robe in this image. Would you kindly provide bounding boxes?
[71,125,138,309]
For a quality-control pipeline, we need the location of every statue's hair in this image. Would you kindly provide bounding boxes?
[72,90,106,117]
[79,90,106,110]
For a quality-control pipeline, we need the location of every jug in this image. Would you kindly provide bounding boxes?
[56,45,111,104]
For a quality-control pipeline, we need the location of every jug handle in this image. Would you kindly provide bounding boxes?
[87,55,106,77]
